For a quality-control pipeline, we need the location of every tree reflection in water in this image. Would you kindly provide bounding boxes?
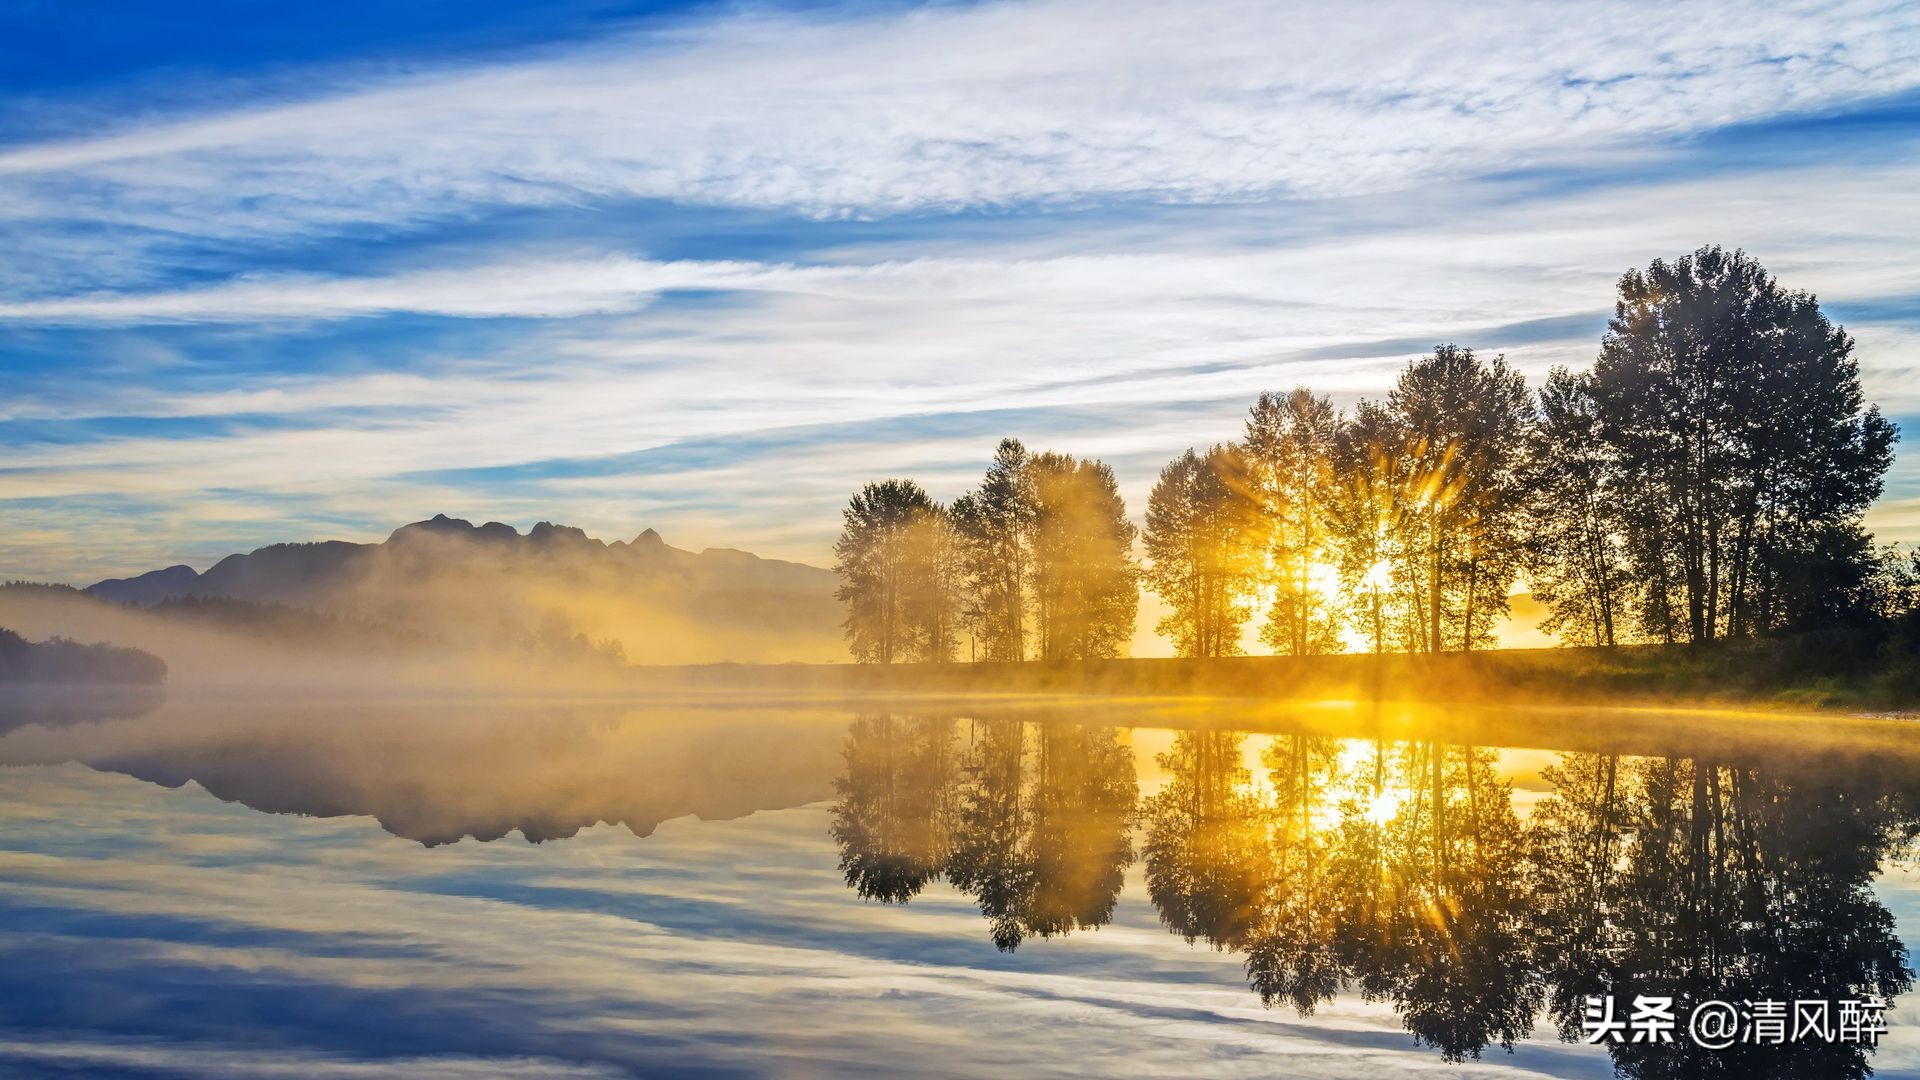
[1532,753,1915,1079]
[832,714,1136,950]
[831,714,1919,1076]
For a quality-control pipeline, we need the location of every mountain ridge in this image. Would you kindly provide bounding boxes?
[73,514,845,667]
[86,514,835,606]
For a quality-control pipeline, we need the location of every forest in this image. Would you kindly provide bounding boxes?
[834,246,1915,662]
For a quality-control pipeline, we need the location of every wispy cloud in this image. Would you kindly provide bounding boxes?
[2,0,1918,283]
[0,0,1917,581]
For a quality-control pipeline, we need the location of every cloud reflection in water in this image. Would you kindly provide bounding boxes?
[0,696,1916,1078]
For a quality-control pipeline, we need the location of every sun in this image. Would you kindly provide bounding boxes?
[1364,788,1404,826]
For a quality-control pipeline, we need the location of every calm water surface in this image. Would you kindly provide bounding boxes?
[2,693,1918,1079]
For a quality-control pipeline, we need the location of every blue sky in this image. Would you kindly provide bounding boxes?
[2,0,1919,584]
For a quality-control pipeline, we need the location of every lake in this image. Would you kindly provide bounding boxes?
[2,692,1918,1078]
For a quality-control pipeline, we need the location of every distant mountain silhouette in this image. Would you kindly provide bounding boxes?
[86,564,200,606]
[78,515,845,666]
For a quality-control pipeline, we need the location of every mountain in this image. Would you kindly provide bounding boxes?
[86,564,201,606]
[80,515,845,666]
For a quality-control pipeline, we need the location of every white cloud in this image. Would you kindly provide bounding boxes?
[0,0,1916,261]
[2,0,1918,581]
[4,149,1918,578]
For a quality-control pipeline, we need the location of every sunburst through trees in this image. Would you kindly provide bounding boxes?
[833,247,1900,661]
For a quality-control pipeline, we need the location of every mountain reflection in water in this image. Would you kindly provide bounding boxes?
[4,694,1919,1077]
[831,714,1920,1076]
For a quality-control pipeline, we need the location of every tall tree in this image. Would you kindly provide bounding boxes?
[1388,344,1532,653]
[902,504,966,662]
[1243,388,1345,655]
[1144,444,1263,657]
[951,439,1035,661]
[832,479,955,663]
[1323,400,1420,652]
[1026,452,1141,661]
[1592,246,1897,642]
[1521,368,1635,647]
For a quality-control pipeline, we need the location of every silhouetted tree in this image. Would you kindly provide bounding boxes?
[952,439,1035,661]
[1144,445,1263,657]
[1389,345,1532,652]
[833,479,956,663]
[1324,400,1420,651]
[1522,368,1635,646]
[1592,246,1897,642]
[0,628,167,684]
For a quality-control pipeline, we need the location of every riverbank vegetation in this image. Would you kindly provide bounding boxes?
[0,626,166,684]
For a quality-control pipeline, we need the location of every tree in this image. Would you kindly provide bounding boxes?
[1144,444,1264,657]
[1387,344,1532,653]
[951,439,1034,661]
[1243,388,1344,656]
[953,439,1139,663]
[943,718,1137,950]
[832,479,955,663]
[1323,400,1419,652]
[1026,452,1140,660]
[1521,368,1635,646]
[901,505,965,662]
[1592,246,1897,642]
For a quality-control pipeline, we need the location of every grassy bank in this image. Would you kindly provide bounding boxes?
[660,629,1920,712]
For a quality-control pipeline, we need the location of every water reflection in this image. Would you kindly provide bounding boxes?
[0,685,163,734]
[0,697,846,844]
[831,715,1920,1076]
[1532,754,1915,1079]
[5,692,1917,1077]
[833,715,1136,949]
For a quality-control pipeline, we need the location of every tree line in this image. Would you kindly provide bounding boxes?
[835,246,1904,661]
[0,626,167,684]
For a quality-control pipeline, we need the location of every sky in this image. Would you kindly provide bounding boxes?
[2,0,1919,586]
